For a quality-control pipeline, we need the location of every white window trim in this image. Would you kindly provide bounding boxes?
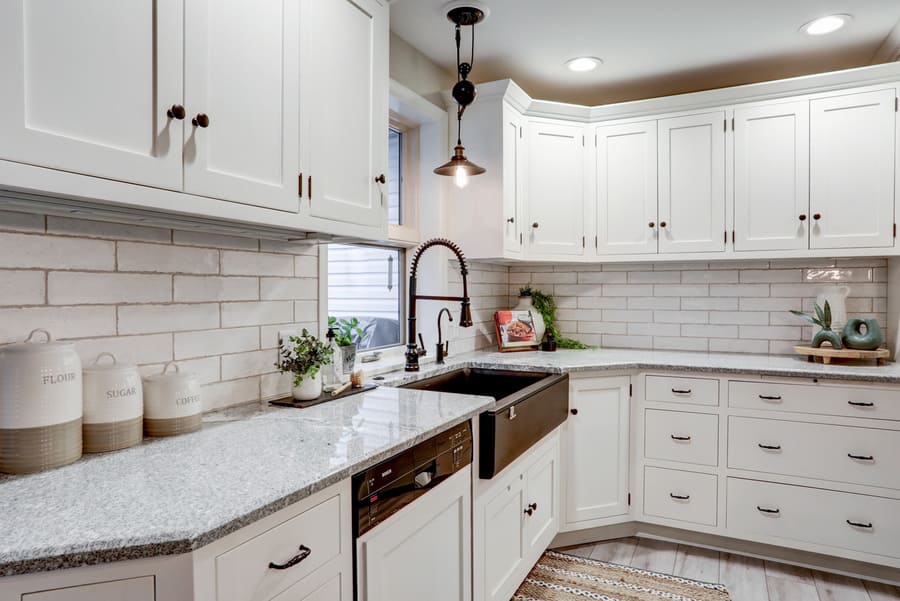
[388,112,420,242]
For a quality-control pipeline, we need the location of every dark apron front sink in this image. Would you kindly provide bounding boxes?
[401,368,569,479]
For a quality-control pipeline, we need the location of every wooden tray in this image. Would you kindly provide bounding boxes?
[794,345,890,365]
[269,384,378,409]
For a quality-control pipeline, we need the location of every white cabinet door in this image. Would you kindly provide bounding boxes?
[564,376,630,526]
[183,0,299,212]
[810,89,896,249]
[595,121,658,255]
[481,477,526,601]
[360,469,471,601]
[734,101,810,251]
[503,107,525,255]
[304,0,388,227]
[523,440,560,556]
[525,121,587,257]
[0,0,183,190]
[658,112,726,253]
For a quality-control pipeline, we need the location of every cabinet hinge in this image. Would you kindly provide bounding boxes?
[627,492,632,506]
[894,223,897,238]
[629,383,633,397]
[731,118,735,131]
[298,173,303,197]
[582,236,586,248]
[723,119,727,132]
[732,230,735,244]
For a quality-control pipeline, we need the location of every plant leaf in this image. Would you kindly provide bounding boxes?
[823,301,832,328]
[789,310,823,327]
[814,304,825,323]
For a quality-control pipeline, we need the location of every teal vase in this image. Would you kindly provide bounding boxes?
[812,329,842,349]
[842,318,884,350]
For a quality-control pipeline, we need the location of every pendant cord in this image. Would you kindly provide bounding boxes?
[470,23,475,71]
[455,24,461,83]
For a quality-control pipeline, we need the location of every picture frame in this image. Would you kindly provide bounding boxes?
[494,310,540,352]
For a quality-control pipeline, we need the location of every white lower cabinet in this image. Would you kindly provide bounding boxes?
[474,430,560,601]
[562,376,630,529]
[358,468,471,601]
[643,466,718,527]
[20,577,155,601]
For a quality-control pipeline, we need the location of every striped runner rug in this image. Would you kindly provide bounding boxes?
[513,550,732,601]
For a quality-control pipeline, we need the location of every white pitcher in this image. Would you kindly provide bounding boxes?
[816,285,850,332]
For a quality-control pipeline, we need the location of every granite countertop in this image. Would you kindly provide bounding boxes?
[379,348,900,386]
[0,387,494,577]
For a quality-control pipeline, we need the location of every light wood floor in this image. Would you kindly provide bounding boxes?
[558,537,900,601]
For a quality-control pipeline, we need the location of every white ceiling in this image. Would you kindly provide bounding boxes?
[389,0,900,105]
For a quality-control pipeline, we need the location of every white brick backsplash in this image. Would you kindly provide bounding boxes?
[0,306,116,342]
[294,300,318,323]
[221,301,293,327]
[681,270,738,284]
[0,232,114,270]
[603,284,654,297]
[118,242,219,274]
[261,371,292,399]
[558,309,603,322]
[260,277,317,301]
[653,284,708,297]
[709,284,770,297]
[739,325,801,340]
[804,268,874,283]
[202,378,260,412]
[604,309,653,323]
[653,336,708,351]
[577,296,627,309]
[75,334,173,366]
[141,357,221,386]
[174,327,260,360]
[627,271,680,284]
[222,250,293,276]
[577,321,627,335]
[739,269,802,283]
[0,270,45,305]
[174,276,258,302]
[602,335,652,349]
[173,231,259,251]
[654,310,708,324]
[0,210,44,232]
[49,272,171,305]
[709,339,769,354]
[260,239,318,255]
[47,217,170,243]
[628,297,680,310]
[119,303,219,334]
[221,349,279,380]
[577,271,627,284]
[628,323,680,337]
[681,324,739,338]
[739,297,801,311]
[260,322,318,349]
[681,297,738,311]
[709,311,769,325]
[294,255,318,278]
[836,258,886,267]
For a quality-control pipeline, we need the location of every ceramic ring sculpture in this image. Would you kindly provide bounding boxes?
[812,329,843,349]
[842,318,884,350]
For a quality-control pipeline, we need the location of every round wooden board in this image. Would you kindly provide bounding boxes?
[794,345,890,365]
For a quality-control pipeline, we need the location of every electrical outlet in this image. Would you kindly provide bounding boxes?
[278,329,300,350]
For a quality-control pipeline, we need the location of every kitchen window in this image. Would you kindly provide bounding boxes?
[326,243,404,351]
[387,113,419,242]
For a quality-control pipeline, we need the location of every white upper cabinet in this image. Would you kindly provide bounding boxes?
[658,111,727,253]
[595,121,658,255]
[0,0,184,190]
[733,101,810,252]
[304,0,388,228]
[503,109,526,255]
[525,121,587,257]
[183,0,299,212]
[809,88,896,250]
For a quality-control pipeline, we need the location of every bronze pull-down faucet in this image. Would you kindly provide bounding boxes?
[406,238,473,372]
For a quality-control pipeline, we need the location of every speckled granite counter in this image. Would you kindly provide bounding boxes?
[379,348,900,386]
[0,387,493,576]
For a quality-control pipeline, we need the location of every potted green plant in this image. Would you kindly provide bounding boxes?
[525,287,590,350]
[328,316,365,376]
[790,301,843,349]
[275,329,334,400]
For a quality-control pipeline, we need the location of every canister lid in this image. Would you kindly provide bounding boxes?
[83,352,138,374]
[0,329,76,354]
[143,361,197,382]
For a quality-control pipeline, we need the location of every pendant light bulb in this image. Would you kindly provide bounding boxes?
[454,165,469,189]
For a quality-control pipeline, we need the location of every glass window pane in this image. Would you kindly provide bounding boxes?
[388,127,402,225]
[327,243,403,351]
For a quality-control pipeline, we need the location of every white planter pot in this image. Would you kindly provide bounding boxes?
[292,372,323,401]
[513,296,546,342]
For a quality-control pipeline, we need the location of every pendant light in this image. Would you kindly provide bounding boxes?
[434,3,488,188]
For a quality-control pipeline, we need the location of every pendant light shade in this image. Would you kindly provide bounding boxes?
[433,145,486,177]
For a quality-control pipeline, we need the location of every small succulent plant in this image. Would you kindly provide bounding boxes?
[790,301,834,331]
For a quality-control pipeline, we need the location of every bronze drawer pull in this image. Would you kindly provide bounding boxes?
[671,388,692,395]
[669,493,690,500]
[758,394,782,401]
[269,545,311,570]
[846,520,873,529]
[758,443,782,451]
[848,453,874,461]
[757,506,780,514]
[670,434,691,441]
[848,401,875,407]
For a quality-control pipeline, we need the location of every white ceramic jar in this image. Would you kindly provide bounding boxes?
[142,362,202,437]
[0,329,82,473]
[82,353,143,453]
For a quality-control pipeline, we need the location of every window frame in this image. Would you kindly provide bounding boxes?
[387,111,420,243]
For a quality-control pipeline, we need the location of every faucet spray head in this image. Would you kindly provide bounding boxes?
[459,301,473,327]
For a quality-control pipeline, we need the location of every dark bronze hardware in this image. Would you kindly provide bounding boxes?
[759,395,782,401]
[670,434,691,441]
[813,213,821,220]
[529,502,538,511]
[848,453,874,461]
[570,408,578,415]
[192,113,210,128]
[758,443,782,450]
[308,176,312,200]
[532,222,539,229]
[375,174,386,184]
[799,214,807,221]
[298,173,303,197]
[648,222,655,228]
[848,401,875,407]
[757,506,780,514]
[846,520,873,529]
[671,388,691,394]
[167,104,186,120]
[669,493,690,500]
[507,217,515,223]
[660,221,667,228]
[269,545,311,570]
[524,506,534,516]
[436,308,453,366]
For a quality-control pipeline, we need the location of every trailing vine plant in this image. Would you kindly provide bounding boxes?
[519,287,591,349]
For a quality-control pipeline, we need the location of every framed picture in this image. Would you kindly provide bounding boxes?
[494,310,539,352]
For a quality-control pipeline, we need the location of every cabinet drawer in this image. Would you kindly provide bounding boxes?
[643,466,717,526]
[728,417,900,490]
[644,409,718,466]
[729,380,900,421]
[22,577,155,601]
[216,494,342,601]
[645,375,719,406]
[727,477,900,558]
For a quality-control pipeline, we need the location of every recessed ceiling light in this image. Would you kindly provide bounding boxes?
[801,14,851,35]
[566,57,602,72]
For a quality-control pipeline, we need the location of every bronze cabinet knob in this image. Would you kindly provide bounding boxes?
[167,104,186,120]
[192,113,210,128]
[799,214,807,221]
[507,217,515,223]
[570,408,578,415]
[532,222,539,229]
[648,222,655,228]
[374,174,386,184]
[659,221,667,228]
[813,213,821,221]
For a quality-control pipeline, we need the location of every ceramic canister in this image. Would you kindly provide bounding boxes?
[0,329,83,474]
[82,353,143,453]
[142,362,202,437]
